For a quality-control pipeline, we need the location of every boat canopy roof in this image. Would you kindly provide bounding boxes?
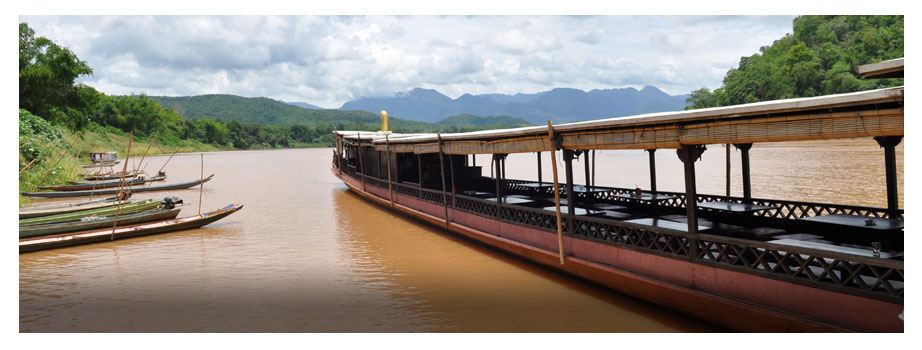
[336,84,903,155]
[858,58,904,79]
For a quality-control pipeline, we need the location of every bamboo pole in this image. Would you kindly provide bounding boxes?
[157,149,179,174]
[126,132,159,192]
[547,121,565,267]
[199,153,204,215]
[67,143,85,179]
[132,132,159,175]
[18,159,37,177]
[110,132,133,241]
[33,136,79,190]
[386,134,394,207]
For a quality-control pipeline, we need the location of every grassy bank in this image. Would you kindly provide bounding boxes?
[19,111,232,207]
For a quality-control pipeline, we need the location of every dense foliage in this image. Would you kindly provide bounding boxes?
[686,15,903,109]
[19,23,99,130]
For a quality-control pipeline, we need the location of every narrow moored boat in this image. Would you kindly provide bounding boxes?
[19,203,244,253]
[19,207,182,238]
[19,195,127,219]
[40,172,166,191]
[19,198,166,226]
[22,174,214,198]
[82,170,145,181]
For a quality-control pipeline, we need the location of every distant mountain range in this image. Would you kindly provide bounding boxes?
[150,85,690,131]
[338,86,690,124]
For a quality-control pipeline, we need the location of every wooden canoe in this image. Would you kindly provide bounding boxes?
[19,207,182,239]
[82,170,145,181]
[19,196,126,219]
[40,174,166,191]
[22,174,215,198]
[81,160,120,168]
[19,198,163,226]
[20,203,244,253]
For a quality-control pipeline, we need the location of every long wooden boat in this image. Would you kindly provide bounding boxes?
[20,198,164,226]
[81,160,120,168]
[82,170,145,181]
[19,207,182,238]
[19,203,244,253]
[19,196,127,219]
[21,174,214,198]
[329,61,903,332]
[40,173,166,191]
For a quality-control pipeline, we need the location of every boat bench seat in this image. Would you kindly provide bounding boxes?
[772,233,833,244]
[732,227,787,241]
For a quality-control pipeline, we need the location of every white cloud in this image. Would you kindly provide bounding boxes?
[19,15,796,108]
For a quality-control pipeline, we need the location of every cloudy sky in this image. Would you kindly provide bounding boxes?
[20,15,796,108]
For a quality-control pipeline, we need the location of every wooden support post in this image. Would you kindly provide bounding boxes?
[725,144,731,197]
[735,143,753,201]
[438,134,450,228]
[386,135,394,207]
[537,152,542,184]
[337,135,343,176]
[583,150,591,190]
[357,133,367,192]
[449,154,457,206]
[493,154,501,203]
[591,150,596,187]
[501,155,506,181]
[472,154,476,167]
[875,136,902,219]
[564,149,576,237]
[678,145,705,259]
[547,121,565,266]
[647,149,657,193]
[417,153,423,189]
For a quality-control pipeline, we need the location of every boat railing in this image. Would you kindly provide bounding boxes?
[504,179,903,221]
[692,232,903,303]
[345,170,902,303]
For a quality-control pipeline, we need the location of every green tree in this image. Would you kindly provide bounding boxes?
[686,15,903,110]
[19,22,96,129]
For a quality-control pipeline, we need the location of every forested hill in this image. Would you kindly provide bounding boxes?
[686,15,903,109]
[149,94,436,131]
[341,86,689,124]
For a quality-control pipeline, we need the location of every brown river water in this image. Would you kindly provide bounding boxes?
[19,138,902,332]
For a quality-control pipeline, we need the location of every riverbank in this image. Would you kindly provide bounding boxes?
[18,112,230,206]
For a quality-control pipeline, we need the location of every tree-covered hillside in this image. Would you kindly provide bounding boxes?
[149,94,440,132]
[686,15,903,109]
